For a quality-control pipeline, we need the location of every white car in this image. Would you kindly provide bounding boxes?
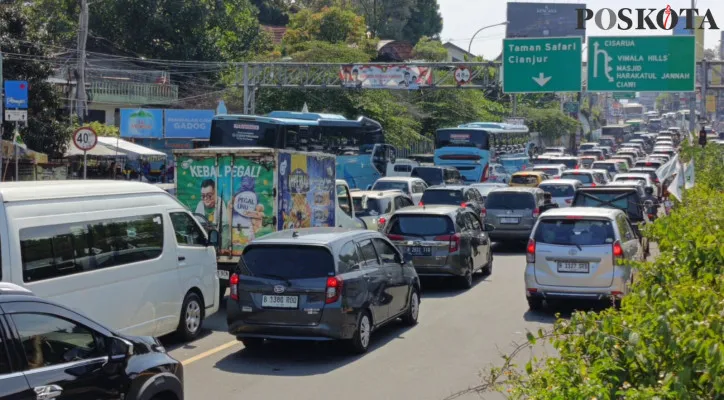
[532,164,567,178]
[537,179,583,208]
[614,173,659,197]
[386,158,420,177]
[371,176,428,204]
[469,182,508,201]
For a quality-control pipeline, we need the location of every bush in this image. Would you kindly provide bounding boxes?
[461,144,724,399]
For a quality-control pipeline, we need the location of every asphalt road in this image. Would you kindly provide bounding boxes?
[163,243,566,400]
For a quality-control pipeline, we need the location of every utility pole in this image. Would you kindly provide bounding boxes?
[1,50,4,180]
[76,0,89,122]
[688,0,697,134]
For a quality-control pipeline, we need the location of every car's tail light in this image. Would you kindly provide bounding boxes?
[526,239,536,263]
[612,241,624,262]
[386,233,404,241]
[590,183,597,187]
[460,202,467,208]
[325,276,343,304]
[435,234,461,252]
[230,273,239,301]
[378,217,387,226]
[565,198,572,204]
[565,215,583,219]
[532,208,540,218]
[481,207,487,218]
[653,177,660,183]
[481,164,489,182]
[647,213,655,220]
[418,201,424,206]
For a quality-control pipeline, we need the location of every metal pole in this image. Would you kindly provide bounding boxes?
[468,21,509,55]
[701,59,708,121]
[243,63,249,114]
[0,50,4,180]
[688,0,696,134]
[83,150,87,179]
[14,122,18,181]
[76,0,89,122]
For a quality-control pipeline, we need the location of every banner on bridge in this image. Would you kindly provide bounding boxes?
[340,65,433,89]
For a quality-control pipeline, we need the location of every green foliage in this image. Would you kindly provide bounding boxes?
[1,5,69,157]
[519,107,580,142]
[352,0,441,43]
[284,6,368,46]
[69,121,120,138]
[414,91,506,136]
[284,40,374,62]
[401,0,443,43]
[469,144,724,399]
[412,36,447,61]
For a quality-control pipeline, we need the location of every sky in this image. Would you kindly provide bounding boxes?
[440,0,724,59]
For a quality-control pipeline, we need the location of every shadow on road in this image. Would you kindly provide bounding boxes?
[162,311,229,352]
[212,321,415,376]
[491,241,527,255]
[418,273,491,299]
[523,300,614,323]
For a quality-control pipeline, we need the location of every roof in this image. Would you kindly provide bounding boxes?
[351,190,405,198]
[212,112,382,129]
[426,185,467,191]
[376,40,414,61]
[393,205,461,216]
[442,42,476,59]
[512,170,547,176]
[614,173,650,179]
[250,228,374,246]
[375,177,423,183]
[0,282,34,295]
[532,164,566,169]
[97,137,167,160]
[261,25,287,45]
[539,207,622,219]
[65,141,126,158]
[0,181,167,203]
[539,179,582,186]
[487,187,541,194]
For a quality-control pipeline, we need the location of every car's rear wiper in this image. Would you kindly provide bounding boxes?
[256,273,293,286]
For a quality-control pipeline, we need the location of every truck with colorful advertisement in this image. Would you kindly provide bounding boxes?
[173,147,360,300]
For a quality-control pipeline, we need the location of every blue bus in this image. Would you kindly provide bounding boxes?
[209,111,396,190]
[433,122,530,183]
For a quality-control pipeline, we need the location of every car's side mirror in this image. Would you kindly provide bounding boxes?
[483,223,496,232]
[366,185,372,190]
[207,230,220,247]
[108,336,134,361]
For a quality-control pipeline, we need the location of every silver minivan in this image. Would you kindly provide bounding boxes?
[524,207,643,310]
[537,179,582,208]
[484,187,545,242]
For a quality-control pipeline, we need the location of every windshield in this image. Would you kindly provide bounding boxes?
[579,144,597,151]
[388,215,455,236]
[556,159,578,168]
[421,190,464,205]
[580,158,595,168]
[534,219,616,246]
[411,167,443,185]
[372,181,410,194]
[534,168,560,176]
[561,172,593,184]
[352,197,392,217]
[241,245,335,279]
[573,192,641,218]
[435,129,489,150]
[592,162,616,172]
[485,192,535,210]
[615,177,646,184]
[210,119,279,147]
[471,184,506,196]
[511,175,540,185]
[538,184,575,197]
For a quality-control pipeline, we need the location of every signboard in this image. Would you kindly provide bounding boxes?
[72,126,98,151]
[695,16,704,61]
[339,65,433,89]
[164,109,214,138]
[454,67,471,85]
[4,81,29,109]
[587,36,695,92]
[504,118,525,125]
[120,109,164,138]
[706,95,716,113]
[503,37,582,93]
[4,109,27,122]
[563,101,579,114]
[506,3,586,40]
[613,92,636,100]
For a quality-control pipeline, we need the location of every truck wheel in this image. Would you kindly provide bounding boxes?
[177,291,204,341]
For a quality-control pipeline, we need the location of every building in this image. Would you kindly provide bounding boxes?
[443,42,476,62]
[49,53,179,126]
[261,25,287,45]
[376,40,414,62]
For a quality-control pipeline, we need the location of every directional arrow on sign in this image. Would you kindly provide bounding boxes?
[532,73,551,87]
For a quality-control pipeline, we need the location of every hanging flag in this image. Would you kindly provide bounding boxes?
[12,128,27,150]
[301,103,309,113]
[666,162,684,202]
[684,160,695,189]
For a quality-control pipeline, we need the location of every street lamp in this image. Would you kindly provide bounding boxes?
[467,21,509,56]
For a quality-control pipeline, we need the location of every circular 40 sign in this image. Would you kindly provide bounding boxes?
[73,126,98,151]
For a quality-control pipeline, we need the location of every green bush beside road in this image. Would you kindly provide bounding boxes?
[470,144,724,399]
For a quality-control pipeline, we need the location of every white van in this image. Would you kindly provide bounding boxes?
[0,180,219,341]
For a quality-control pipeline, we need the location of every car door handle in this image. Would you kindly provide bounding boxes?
[178,256,186,261]
[34,385,63,400]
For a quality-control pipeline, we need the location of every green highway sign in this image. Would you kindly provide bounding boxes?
[587,36,695,92]
[613,92,636,100]
[503,37,582,93]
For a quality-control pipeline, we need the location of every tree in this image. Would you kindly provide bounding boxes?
[69,120,120,138]
[703,47,718,61]
[283,6,368,46]
[412,36,447,61]
[401,0,443,43]
[0,5,69,157]
[353,0,415,40]
[520,107,580,144]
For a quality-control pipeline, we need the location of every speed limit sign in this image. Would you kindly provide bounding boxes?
[73,126,98,151]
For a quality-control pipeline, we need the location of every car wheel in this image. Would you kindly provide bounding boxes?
[241,338,265,350]
[177,291,204,341]
[218,282,228,308]
[482,252,494,276]
[400,289,420,326]
[527,297,544,311]
[458,268,473,289]
[346,311,372,354]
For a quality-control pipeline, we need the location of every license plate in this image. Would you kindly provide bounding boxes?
[262,295,299,309]
[406,246,432,256]
[500,217,520,224]
[557,261,590,273]
[217,270,229,280]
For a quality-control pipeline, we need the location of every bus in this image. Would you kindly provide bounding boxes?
[433,122,530,183]
[623,103,645,121]
[601,124,633,145]
[209,111,395,190]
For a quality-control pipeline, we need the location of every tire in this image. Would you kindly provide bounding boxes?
[482,251,494,276]
[176,291,204,341]
[458,268,473,289]
[400,290,420,326]
[218,282,228,308]
[346,311,372,354]
[527,297,544,311]
[241,338,264,350]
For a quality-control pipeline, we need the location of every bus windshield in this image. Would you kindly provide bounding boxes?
[210,120,280,147]
[435,129,489,150]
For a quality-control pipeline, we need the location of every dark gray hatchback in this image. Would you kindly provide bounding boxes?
[227,228,421,354]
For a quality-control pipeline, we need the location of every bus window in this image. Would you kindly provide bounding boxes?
[435,129,490,150]
[210,120,279,147]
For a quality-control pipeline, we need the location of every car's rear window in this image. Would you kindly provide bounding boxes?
[372,181,410,194]
[241,246,335,279]
[556,159,578,168]
[388,215,455,236]
[534,219,616,246]
[616,177,646,184]
[411,168,443,185]
[511,175,539,185]
[573,192,639,215]
[485,192,535,210]
[534,168,560,176]
[353,197,392,217]
[538,184,575,197]
[561,172,593,184]
[580,158,595,168]
[421,189,463,205]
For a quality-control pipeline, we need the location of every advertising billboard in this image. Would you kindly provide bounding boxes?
[506,2,586,40]
[120,109,164,138]
[339,65,433,89]
[164,109,215,138]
